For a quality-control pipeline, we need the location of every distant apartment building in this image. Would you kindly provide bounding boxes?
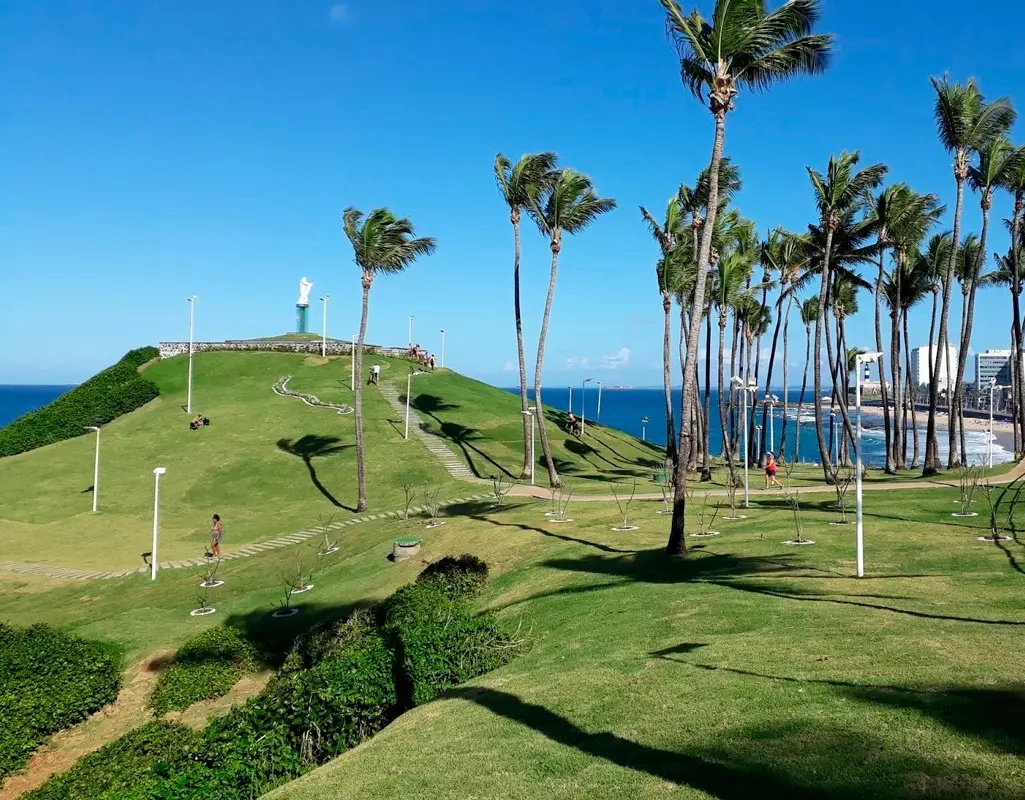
[976,349,1013,391]
[909,345,958,391]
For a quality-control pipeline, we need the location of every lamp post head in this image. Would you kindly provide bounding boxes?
[747,378,757,391]
[856,351,883,364]
[187,295,197,302]
[730,376,743,388]
[990,377,997,388]
[641,416,648,423]
[440,328,445,334]
[153,467,167,476]
[84,426,100,432]
[320,295,329,301]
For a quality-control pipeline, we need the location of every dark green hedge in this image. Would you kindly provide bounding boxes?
[0,346,160,457]
[150,626,259,715]
[416,554,490,599]
[0,623,122,780]
[23,722,195,800]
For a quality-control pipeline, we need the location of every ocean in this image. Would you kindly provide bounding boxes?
[513,386,1013,468]
[0,385,75,427]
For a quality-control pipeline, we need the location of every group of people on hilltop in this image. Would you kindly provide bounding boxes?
[408,343,436,371]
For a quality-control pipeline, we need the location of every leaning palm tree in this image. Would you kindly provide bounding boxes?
[342,207,437,511]
[795,296,818,463]
[495,152,558,479]
[659,0,833,554]
[528,168,616,487]
[923,75,1015,475]
[806,152,887,481]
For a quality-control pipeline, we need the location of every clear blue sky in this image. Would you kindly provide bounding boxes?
[2,0,1024,386]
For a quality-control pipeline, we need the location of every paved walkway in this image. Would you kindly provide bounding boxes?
[376,381,477,480]
[0,492,492,583]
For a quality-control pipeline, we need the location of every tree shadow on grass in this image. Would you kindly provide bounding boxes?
[410,395,515,479]
[443,686,1005,799]
[467,514,636,555]
[276,435,355,511]
[564,437,621,471]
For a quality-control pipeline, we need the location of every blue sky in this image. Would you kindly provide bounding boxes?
[2,0,1024,386]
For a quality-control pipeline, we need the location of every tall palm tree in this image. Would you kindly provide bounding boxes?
[923,75,1015,475]
[640,189,689,466]
[342,207,437,512]
[806,152,887,481]
[998,150,1025,447]
[795,297,819,462]
[528,169,616,487]
[495,152,558,479]
[658,0,833,555]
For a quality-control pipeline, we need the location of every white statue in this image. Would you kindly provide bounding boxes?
[297,276,313,306]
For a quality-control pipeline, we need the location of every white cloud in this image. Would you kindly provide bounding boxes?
[328,3,350,23]
[565,356,590,371]
[601,347,631,370]
[502,360,516,373]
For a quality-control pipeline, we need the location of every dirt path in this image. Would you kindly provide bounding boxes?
[0,657,270,799]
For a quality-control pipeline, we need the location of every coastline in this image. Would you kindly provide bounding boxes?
[857,406,1016,454]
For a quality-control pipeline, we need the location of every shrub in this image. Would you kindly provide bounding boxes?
[151,623,397,799]
[415,554,489,599]
[149,626,259,715]
[0,346,160,457]
[287,609,377,671]
[0,623,121,779]
[380,579,513,707]
[24,721,194,800]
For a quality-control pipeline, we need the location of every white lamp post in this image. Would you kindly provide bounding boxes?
[522,407,537,485]
[855,351,883,578]
[568,386,573,414]
[766,394,779,453]
[440,329,446,368]
[404,370,424,440]
[731,376,757,507]
[581,378,593,433]
[755,425,762,463]
[186,296,197,414]
[351,334,356,390]
[989,379,1007,468]
[319,295,330,357]
[595,380,603,422]
[151,467,167,581]
[408,315,415,347]
[85,426,100,512]
[641,416,648,442]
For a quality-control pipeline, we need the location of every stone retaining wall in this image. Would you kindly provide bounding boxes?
[159,340,408,359]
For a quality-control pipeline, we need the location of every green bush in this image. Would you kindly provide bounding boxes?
[416,553,490,599]
[150,626,259,715]
[0,346,159,457]
[152,623,397,799]
[0,623,122,780]
[380,579,513,707]
[287,608,377,671]
[24,721,194,800]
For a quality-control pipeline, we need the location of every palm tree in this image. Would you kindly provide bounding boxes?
[495,152,558,479]
[806,152,887,481]
[924,75,1015,475]
[528,168,616,487]
[342,207,437,511]
[795,297,819,462]
[659,0,833,555]
[998,150,1025,447]
[640,189,689,466]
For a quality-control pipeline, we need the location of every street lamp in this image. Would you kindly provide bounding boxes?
[595,380,603,422]
[440,329,446,368]
[408,315,415,347]
[988,381,1004,469]
[755,425,762,463]
[641,416,648,442]
[567,386,573,414]
[855,351,883,578]
[731,376,757,507]
[186,296,197,414]
[522,407,537,485]
[151,467,167,581]
[581,378,593,433]
[319,295,330,357]
[404,370,425,440]
[85,426,100,513]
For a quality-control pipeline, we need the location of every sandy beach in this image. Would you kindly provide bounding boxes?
[857,406,1015,453]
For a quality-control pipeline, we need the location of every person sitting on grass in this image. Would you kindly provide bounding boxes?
[764,452,782,489]
[190,414,203,430]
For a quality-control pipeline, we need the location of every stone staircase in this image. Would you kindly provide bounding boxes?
[376,381,477,480]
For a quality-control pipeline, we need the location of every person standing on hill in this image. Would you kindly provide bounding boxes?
[210,514,223,556]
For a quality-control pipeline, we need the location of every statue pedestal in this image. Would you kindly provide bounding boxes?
[295,304,309,333]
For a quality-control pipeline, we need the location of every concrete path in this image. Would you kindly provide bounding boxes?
[376,381,477,480]
[0,492,492,583]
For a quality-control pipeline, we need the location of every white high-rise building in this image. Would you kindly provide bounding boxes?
[976,349,1012,391]
[909,345,958,391]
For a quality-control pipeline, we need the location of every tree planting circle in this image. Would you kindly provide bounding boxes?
[783,539,816,546]
[977,535,1012,542]
[828,522,851,527]
[190,607,216,616]
[692,531,721,537]
[272,608,300,618]
[723,514,748,520]
[611,525,639,532]
[292,584,314,594]
[548,518,574,524]
[426,521,447,529]
[199,579,224,588]
[952,512,979,518]
[318,547,340,556]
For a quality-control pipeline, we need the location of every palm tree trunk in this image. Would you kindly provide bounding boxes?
[718,318,733,469]
[813,229,836,481]
[512,213,532,479]
[702,307,713,477]
[761,289,785,459]
[780,290,794,460]
[661,294,677,465]
[354,275,371,512]
[926,175,967,474]
[668,109,727,556]
[798,323,812,463]
[1013,195,1025,455]
[533,241,562,487]
[874,247,895,472]
[904,313,920,467]
[948,285,970,469]
[890,307,905,470]
[729,315,741,450]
